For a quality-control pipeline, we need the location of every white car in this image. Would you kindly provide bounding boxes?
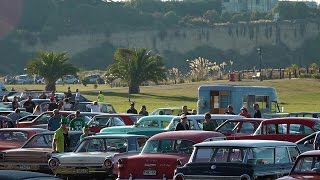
[56,75,79,84]
[48,134,148,179]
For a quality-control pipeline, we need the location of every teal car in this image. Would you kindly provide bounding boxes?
[98,115,175,135]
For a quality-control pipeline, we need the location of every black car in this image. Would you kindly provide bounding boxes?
[174,140,300,180]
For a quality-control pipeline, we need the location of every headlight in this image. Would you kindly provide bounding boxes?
[104,159,113,168]
[48,158,60,169]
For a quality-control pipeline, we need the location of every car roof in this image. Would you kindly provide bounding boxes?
[88,134,147,139]
[224,118,265,122]
[299,150,320,156]
[195,139,296,147]
[0,128,48,132]
[149,130,224,142]
[139,115,176,119]
[172,114,243,119]
[94,114,141,117]
[35,131,83,135]
[260,117,320,124]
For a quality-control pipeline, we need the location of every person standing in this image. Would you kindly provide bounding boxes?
[52,118,69,153]
[48,97,58,111]
[179,105,191,115]
[127,102,138,114]
[75,89,81,102]
[139,105,149,116]
[175,114,190,131]
[202,113,215,131]
[48,109,61,131]
[62,98,72,111]
[23,96,36,113]
[65,87,72,99]
[69,110,85,131]
[7,108,21,127]
[38,92,47,99]
[253,103,262,118]
[224,105,236,115]
[80,125,90,142]
[11,96,19,111]
[86,101,100,112]
[2,95,10,102]
[97,91,105,103]
[239,107,252,118]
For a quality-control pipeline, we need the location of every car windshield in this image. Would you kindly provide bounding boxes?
[76,103,115,113]
[75,138,128,153]
[0,102,13,109]
[165,118,203,130]
[142,139,194,154]
[135,119,170,128]
[0,131,28,142]
[217,121,239,133]
[292,156,320,174]
[193,147,275,164]
[92,116,126,127]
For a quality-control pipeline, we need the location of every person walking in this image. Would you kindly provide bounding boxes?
[69,110,85,131]
[139,105,149,116]
[23,96,36,113]
[224,105,235,115]
[253,103,262,118]
[52,118,69,153]
[47,109,61,131]
[11,96,19,111]
[127,102,138,114]
[175,114,190,131]
[97,91,105,102]
[202,113,215,131]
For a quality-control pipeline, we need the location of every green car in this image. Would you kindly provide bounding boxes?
[98,115,175,136]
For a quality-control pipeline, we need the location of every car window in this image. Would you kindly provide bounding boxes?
[194,147,247,163]
[0,131,28,142]
[77,138,106,152]
[142,139,194,154]
[24,134,53,148]
[111,117,126,126]
[93,117,112,127]
[293,156,320,173]
[36,114,52,123]
[290,124,314,134]
[137,138,147,151]
[137,119,159,128]
[217,121,238,133]
[288,146,300,162]
[251,147,275,164]
[239,122,256,134]
[161,120,170,128]
[275,147,290,164]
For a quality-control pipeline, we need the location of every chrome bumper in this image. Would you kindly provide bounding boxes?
[173,174,248,180]
[52,166,113,176]
[0,162,48,171]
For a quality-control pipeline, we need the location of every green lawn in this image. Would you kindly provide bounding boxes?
[6,78,320,113]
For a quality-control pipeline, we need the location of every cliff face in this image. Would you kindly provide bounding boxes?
[18,20,320,69]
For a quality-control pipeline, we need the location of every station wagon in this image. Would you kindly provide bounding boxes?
[174,140,300,180]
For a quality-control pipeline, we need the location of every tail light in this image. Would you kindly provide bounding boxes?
[104,159,113,168]
[118,159,123,168]
[48,158,59,169]
[174,173,184,180]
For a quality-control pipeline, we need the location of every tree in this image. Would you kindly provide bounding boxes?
[107,48,166,94]
[288,64,299,78]
[309,63,319,74]
[26,51,78,91]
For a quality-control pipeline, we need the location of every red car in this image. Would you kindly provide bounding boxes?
[215,118,264,138]
[116,130,225,180]
[277,150,320,180]
[87,114,142,133]
[0,128,49,151]
[232,117,320,142]
[17,111,74,128]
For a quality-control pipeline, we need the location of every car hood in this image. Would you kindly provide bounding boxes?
[3,148,52,154]
[53,152,117,164]
[277,175,320,180]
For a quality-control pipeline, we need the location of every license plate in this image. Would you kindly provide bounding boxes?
[76,168,89,174]
[19,165,31,170]
[143,170,156,176]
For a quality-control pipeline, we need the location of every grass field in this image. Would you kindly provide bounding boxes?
[6,78,320,113]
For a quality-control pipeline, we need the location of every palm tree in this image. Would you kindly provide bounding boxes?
[288,64,299,78]
[309,63,319,74]
[107,48,166,94]
[26,51,78,91]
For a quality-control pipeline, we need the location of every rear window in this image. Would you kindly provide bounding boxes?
[0,131,28,142]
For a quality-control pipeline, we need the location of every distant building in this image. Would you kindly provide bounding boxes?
[222,0,278,13]
[303,1,317,8]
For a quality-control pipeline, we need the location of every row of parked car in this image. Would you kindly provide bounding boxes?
[0,111,320,179]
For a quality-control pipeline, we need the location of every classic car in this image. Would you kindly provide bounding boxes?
[17,111,74,128]
[0,101,23,111]
[174,140,300,180]
[215,118,265,137]
[18,115,39,123]
[295,132,318,153]
[277,150,320,180]
[149,107,191,116]
[8,90,51,101]
[88,114,143,133]
[98,115,175,135]
[116,130,225,180]
[0,111,31,118]
[48,134,148,179]
[54,92,90,102]
[232,117,320,142]
[0,115,19,128]
[130,114,243,137]
[66,111,106,125]
[0,170,61,180]
[75,102,116,113]
[0,128,49,151]
[0,131,83,173]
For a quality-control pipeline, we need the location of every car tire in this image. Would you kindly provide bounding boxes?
[240,174,251,180]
